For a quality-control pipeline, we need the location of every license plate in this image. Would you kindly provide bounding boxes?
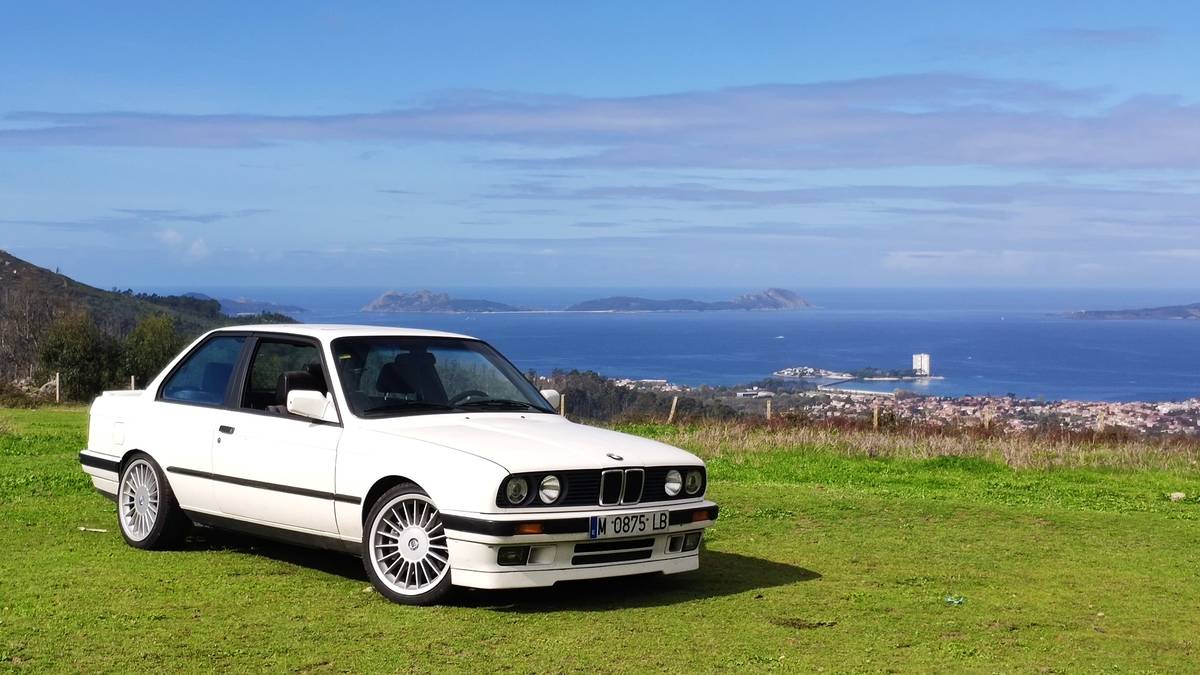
[589,511,669,539]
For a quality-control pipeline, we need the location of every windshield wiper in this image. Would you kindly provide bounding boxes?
[454,398,548,412]
[361,401,455,416]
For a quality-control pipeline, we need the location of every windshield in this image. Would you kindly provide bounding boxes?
[330,337,554,418]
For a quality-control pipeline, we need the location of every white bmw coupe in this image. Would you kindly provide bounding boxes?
[79,325,717,604]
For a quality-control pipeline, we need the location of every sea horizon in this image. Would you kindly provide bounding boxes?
[148,286,1200,404]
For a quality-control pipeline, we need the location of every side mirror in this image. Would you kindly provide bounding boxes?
[287,390,340,423]
[540,389,562,412]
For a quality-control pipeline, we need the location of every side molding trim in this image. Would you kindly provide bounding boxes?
[183,510,359,554]
[166,466,362,504]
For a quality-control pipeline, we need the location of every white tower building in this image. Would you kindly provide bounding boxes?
[912,353,931,377]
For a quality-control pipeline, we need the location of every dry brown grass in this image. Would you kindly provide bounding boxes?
[623,418,1200,472]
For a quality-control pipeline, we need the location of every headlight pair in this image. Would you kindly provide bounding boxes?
[504,475,561,505]
[664,468,704,496]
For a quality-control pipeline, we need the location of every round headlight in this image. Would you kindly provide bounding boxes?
[538,475,561,503]
[685,469,704,495]
[664,469,682,496]
[504,477,529,505]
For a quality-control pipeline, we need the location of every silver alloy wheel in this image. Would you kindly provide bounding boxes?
[369,493,450,596]
[119,459,160,541]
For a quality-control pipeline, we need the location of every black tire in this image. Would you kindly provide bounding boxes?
[362,482,453,606]
[116,452,190,550]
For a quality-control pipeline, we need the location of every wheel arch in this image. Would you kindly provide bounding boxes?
[361,475,422,523]
[116,448,176,492]
[118,447,151,471]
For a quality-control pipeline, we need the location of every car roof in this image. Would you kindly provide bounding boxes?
[215,323,477,341]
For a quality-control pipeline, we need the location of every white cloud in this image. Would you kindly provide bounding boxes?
[185,238,210,260]
[5,74,1200,171]
[1141,248,1200,260]
[154,228,184,246]
[883,249,1041,275]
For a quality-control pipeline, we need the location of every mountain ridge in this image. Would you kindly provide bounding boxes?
[565,288,813,312]
[1068,303,1200,320]
[362,289,522,313]
[0,250,293,381]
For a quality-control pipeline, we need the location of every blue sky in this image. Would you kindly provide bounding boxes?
[3,1,1200,290]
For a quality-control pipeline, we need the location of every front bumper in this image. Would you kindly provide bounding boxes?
[441,501,718,589]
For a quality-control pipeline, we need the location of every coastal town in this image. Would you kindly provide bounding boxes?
[612,374,1200,436]
[780,391,1200,436]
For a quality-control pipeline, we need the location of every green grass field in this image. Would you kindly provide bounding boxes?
[2,408,1198,672]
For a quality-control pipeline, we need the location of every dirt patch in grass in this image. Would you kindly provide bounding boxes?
[771,618,838,630]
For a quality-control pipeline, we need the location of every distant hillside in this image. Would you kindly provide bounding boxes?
[363,289,521,313]
[566,288,813,312]
[1068,303,1200,320]
[184,292,306,316]
[0,250,291,381]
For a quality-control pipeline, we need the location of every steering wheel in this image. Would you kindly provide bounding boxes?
[449,390,489,405]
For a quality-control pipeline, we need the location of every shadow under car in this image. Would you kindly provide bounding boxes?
[181,527,818,610]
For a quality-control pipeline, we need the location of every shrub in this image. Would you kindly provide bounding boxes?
[37,314,121,401]
[123,315,184,387]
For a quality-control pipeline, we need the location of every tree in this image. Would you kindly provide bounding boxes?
[38,314,121,400]
[123,315,184,387]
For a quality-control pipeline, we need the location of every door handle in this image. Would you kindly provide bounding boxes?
[218,425,235,435]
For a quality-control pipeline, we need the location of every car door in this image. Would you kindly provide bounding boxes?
[211,335,343,534]
[152,333,249,511]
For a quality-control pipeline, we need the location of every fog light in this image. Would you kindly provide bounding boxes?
[497,546,530,566]
[682,532,702,551]
[528,545,555,565]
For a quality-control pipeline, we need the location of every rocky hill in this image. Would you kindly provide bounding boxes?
[0,250,289,381]
[566,288,813,312]
[362,289,521,313]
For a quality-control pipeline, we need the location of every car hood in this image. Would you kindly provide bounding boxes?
[361,413,700,473]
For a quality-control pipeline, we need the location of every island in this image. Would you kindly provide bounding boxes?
[565,288,812,312]
[362,289,521,313]
[1068,303,1200,320]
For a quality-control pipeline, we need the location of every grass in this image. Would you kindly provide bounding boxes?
[620,419,1200,471]
[1,409,1198,672]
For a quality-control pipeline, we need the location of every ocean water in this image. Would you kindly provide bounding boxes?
[158,287,1200,402]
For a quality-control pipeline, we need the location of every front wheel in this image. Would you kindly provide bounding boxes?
[117,453,189,549]
[362,484,453,605]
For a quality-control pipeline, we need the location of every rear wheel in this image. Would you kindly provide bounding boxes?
[117,453,189,549]
[362,483,453,605]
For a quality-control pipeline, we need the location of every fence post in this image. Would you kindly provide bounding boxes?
[55,372,61,403]
[766,399,772,420]
[667,396,679,424]
[559,393,566,418]
[872,404,879,430]
[130,375,136,390]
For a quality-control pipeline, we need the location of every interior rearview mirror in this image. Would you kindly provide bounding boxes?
[540,388,561,412]
[287,389,340,423]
